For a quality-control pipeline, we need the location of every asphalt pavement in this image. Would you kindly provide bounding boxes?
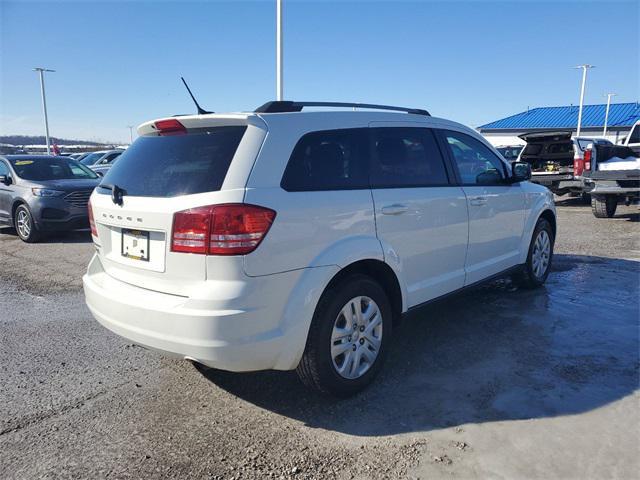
[1,199,638,479]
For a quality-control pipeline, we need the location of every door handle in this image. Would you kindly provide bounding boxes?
[381,204,409,215]
[469,196,488,206]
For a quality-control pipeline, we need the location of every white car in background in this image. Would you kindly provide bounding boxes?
[83,101,556,396]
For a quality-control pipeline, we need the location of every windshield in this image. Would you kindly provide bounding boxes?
[80,152,106,165]
[10,157,99,181]
[97,126,246,197]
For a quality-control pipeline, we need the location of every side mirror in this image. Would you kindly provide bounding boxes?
[0,174,12,186]
[510,162,532,182]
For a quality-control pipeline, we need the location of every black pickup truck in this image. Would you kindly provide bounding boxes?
[581,144,640,218]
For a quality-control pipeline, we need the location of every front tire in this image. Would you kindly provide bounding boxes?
[296,274,392,397]
[514,217,554,288]
[591,195,617,218]
[14,204,40,243]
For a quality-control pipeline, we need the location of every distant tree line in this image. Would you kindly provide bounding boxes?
[0,135,110,146]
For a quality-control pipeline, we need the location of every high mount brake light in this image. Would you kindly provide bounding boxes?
[154,119,187,136]
[171,204,276,255]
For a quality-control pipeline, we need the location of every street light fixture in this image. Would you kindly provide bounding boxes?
[126,125,134,144]
[574,64,595,137]
[602,93,617,137]
[33,67,55,155]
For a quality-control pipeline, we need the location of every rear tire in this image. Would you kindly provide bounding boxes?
[14,204,41,243]
[591,195,617,218]
[513,217,554,289]
[296,274,392,397]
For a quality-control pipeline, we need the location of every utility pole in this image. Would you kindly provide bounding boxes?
[276,0,283,100]
[574,64,595,137]
[127,125,134,144]
[603,93,617,137]
[33,67,55,154]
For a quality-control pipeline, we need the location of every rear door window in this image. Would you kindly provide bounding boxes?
[371,127,449,188]
[98,126,246,197]
[280,128,369,191]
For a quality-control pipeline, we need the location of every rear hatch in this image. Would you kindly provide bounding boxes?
[518,131,574,174]
[89,117,263,296]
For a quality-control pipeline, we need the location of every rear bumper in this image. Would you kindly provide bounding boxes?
[530,173,581,193]
[82,254,305,372]
[583,173,640,196]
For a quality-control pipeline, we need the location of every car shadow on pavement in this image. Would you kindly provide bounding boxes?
[553,196,589,207]
[197,254,639,436]
[618,212,639,222]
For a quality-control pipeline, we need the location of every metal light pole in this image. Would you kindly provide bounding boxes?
[127,125,134,144]
[602,93,617,137]
[574,64,594,137]
[276,0,283,100]
[33,67,55,154]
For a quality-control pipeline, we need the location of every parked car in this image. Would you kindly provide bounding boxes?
[496,145,523,161]
[0,155,100,242]
[581,143,640,218]
[517,131,612,195]
[83,101,556,396]
[80,149,123,168]
[91,151,123,176]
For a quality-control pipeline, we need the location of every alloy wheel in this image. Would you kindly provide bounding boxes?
[330,296,383,380]
[16,209,31,239]
[531,230,551,278]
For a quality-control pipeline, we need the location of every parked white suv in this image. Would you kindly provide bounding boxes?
[83,101,556,396]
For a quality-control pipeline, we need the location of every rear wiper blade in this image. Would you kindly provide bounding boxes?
[99,183,126,206]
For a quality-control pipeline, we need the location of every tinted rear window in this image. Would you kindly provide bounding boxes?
[371,127,449,187]
[97,126,246,197]
[281,128,369,191]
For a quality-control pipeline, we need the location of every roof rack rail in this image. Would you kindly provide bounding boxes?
[255,101,430,116]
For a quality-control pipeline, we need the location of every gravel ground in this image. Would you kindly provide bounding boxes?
[0,199,638,479]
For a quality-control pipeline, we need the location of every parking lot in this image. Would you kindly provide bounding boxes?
[1,198,638,479]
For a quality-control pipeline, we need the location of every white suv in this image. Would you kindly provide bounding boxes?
[83,101,556,396]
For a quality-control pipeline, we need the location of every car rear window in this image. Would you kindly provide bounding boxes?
[547,143,573,154]
[97,126,246,197]
[522,144,543,155]
[281,128,369,191]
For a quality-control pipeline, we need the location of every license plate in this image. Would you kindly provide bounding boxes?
[121,229,150,261]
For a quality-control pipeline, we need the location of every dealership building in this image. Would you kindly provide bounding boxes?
[477,102,640,147]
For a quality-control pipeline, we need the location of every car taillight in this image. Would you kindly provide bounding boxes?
[171,204,276,255]
[573,156,584,176]
[88,199,97,237]
[584,148,592,171]
[154,119,187,136]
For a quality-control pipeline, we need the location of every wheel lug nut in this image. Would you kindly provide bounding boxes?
[359,326,365,332]
[359,338,364,345]
[347,336,352,342]
[353,323,357,330]
[352,344,357,351]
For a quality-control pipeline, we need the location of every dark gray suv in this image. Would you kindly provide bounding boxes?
[0,155,100,242]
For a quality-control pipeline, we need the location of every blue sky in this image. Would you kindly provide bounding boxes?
[1,0,638,143]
